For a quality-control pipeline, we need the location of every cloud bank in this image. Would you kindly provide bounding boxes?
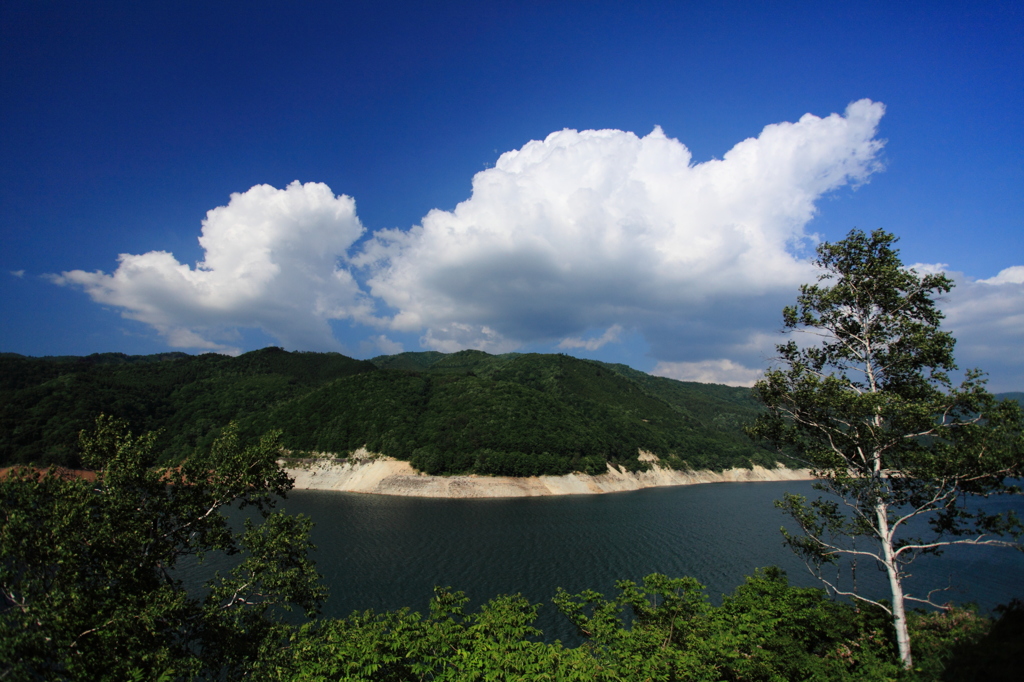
[56,101,1024,388]
[652,359,768,387]
[53,181,370,354]
[359,99,886,370]
[909,265,1024,391]
[558,325,624,351]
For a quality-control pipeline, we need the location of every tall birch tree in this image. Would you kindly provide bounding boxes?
[748,229,1024,669]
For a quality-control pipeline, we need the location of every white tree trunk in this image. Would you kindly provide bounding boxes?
[877,500,913,668]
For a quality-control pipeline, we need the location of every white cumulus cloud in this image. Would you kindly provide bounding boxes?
[652,359,766,387]
[359,99,886,366]
[917,265,1024,392]
[558,324,624,351]
[363,334,404,356]
[981,266,1024,285]
[55,101,937,385]
[52,181,371,353]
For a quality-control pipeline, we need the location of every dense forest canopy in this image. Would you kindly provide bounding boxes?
[0,349,374,467]
[1,348,789,474]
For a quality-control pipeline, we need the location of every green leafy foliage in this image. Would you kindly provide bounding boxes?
[550,567,906,681]
[0,348,375,467]
[264,567,1011,681]
[3,348,781,475]
[246,352,780,475]
[0,416,326,681]
[747,229,1024,669]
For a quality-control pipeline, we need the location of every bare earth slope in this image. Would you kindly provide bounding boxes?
[283,454,814,498]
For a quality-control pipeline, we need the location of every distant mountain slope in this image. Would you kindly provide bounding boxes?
[239,351,785,475]
[241,370,616,475]
[2,347,792,473]
[369,351,447,372]
[595,362,766,433]
[0,348,375,466]
[997,392,1024,408]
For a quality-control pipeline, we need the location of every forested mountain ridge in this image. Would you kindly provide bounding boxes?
[0,348,375,466]
[4,347,795,472]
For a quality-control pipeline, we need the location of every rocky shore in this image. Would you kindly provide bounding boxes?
[282,453,815,498]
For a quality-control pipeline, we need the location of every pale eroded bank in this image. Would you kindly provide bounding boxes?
[282,453,814,498]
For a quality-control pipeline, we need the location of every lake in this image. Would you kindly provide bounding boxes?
[258,480,1024,642]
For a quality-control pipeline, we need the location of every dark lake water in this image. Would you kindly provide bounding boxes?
[254,480,1024,642]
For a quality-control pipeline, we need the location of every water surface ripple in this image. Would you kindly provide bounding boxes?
[270,481,1024,642]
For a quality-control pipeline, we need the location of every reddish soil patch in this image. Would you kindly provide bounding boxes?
[0,465,98,482]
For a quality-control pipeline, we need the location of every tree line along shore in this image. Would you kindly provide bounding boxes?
[1,347,797,477]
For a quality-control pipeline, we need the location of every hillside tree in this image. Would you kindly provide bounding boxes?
[0,416,326,680]
[748,229,1024,669]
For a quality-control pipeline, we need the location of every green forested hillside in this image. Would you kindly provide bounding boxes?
[1000,391,1024,408]
[2,347,785,472]
[368,350,448,372]
[245,350,788,474]
[0,348,375,466]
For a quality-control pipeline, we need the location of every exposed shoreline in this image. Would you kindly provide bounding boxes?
[2,458,815,499]
[282,455,815,499]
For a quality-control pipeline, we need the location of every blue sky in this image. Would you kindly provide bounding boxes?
[2,1,1022,389]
